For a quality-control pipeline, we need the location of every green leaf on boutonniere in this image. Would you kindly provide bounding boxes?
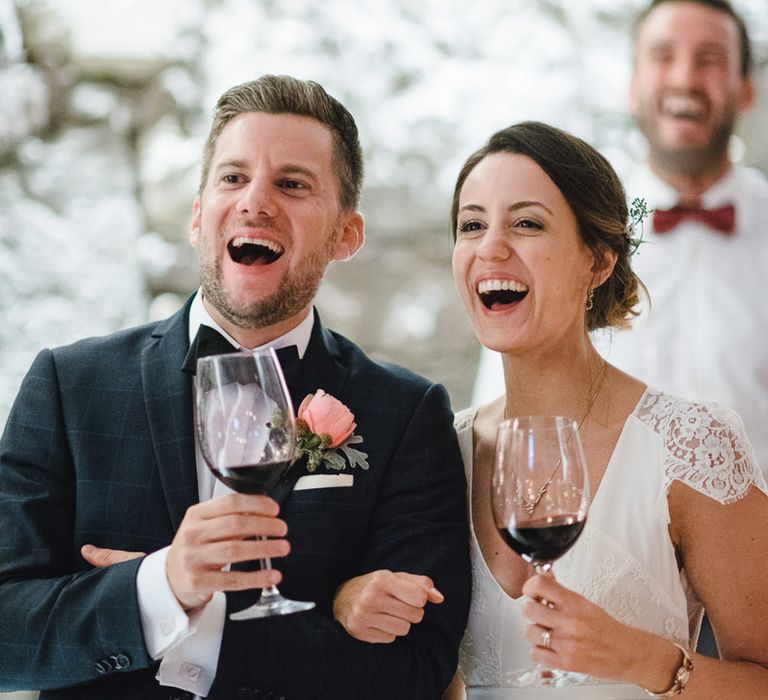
[323,451,347,471]
[338,435,369,471]
[305,451,323,472]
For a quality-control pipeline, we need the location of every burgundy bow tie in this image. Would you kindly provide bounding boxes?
[652,204,736,235]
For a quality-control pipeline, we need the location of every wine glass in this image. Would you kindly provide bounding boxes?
[492,415,590,687]
[195,348,315,619]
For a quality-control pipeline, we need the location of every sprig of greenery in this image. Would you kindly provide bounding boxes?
[628,196,652,256]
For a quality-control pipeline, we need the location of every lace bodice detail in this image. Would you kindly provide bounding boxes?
[455,387,766,698]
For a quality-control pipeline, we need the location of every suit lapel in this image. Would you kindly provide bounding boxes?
[141,298,199,530]
[269,310,350,507]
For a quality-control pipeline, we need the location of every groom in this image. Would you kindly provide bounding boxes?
[0,75,470,699]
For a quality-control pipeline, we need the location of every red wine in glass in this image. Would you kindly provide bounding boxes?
[498,514,586,564]
[195,348,315,620]
[207,460,292,495]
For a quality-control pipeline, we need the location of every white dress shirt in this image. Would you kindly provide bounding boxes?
[595,163,768,475]
[136,290,313,697]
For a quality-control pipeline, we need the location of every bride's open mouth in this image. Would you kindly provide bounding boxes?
[478,279,529,310]
[227,237,284,266]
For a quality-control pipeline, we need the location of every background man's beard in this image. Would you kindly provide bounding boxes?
[649,130,732,175]
[638,111,736,177]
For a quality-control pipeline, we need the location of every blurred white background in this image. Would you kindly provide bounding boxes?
[1,1,767,694]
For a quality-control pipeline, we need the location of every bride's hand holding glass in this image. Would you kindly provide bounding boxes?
[520,572,684,692]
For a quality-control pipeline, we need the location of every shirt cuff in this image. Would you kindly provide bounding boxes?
[136,546,227,697]
[136,546,193,658]
[155,591,227,697]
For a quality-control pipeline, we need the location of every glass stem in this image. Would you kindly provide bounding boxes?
[259,581,281,599]
[259,535,281,598]
[534,561,554,607]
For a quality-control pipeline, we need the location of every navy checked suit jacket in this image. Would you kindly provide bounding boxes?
[0,298,470,699]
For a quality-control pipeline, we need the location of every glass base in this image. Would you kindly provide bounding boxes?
[509,666,589,688]
[229,589,315,620]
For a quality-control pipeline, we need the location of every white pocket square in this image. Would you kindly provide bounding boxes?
[293,474,354,491]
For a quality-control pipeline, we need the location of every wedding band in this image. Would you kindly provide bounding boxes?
[541,629,552,650]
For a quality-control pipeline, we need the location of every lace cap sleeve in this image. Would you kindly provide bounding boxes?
[636,389,768,504]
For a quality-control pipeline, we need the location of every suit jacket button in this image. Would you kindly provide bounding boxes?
[110,653,131,669]
[94,660,109,674]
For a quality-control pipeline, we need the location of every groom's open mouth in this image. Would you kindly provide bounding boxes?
[227,237,285,266]
[478,279,529,310]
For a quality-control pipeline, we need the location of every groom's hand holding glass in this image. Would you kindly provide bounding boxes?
[82,493,290,611]
[84,347,301,615]
[163,493,289,611]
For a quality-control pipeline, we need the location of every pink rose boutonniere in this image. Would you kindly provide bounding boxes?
[296,389,370,473]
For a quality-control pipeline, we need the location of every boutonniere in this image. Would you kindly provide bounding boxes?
[296,390,369,473]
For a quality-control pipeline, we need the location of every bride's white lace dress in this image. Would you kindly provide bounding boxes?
[455,387,767,699]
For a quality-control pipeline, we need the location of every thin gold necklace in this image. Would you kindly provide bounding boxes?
[504,360,607,516]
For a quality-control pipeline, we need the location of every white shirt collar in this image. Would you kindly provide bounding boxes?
[188,289,314,359]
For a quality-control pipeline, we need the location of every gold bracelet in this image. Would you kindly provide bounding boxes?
[643,642,694,697]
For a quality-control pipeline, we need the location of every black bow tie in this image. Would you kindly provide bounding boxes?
[181,325,300,378]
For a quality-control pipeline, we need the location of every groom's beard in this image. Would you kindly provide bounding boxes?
[197,227,340,331]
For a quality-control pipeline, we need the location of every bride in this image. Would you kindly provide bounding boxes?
[441,121,768,698]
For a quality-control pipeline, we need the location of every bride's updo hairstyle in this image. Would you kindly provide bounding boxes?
[451,121,645,331]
